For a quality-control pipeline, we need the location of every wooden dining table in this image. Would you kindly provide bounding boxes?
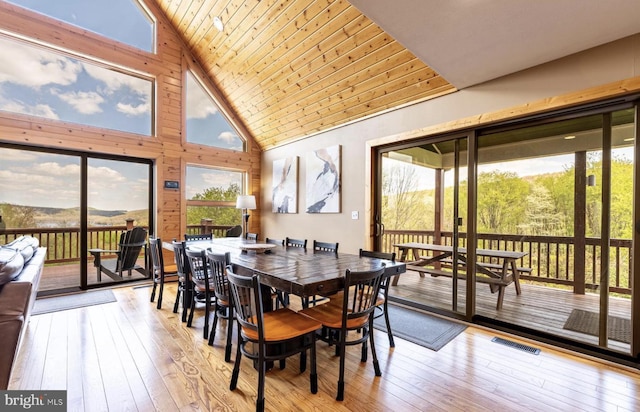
[165,237,406,301]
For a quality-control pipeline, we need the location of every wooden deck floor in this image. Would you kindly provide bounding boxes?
[389,269,632,354]
[11,283,640,411]
[38,261,148,292]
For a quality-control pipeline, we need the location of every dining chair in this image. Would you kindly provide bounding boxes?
[263,237,288,308]
[184,248,215,339]
[149,237,178,310]
[225,225,243,237]
[285,237,307,249]
[359,249,396,347]
[205,249,234,362]
[185,233,213,241]
[299,265,386,401]
[282,237,308,307]
[306,240,339,307]
[313,240,339,254]
[245,232,259,241]
[226,265,322,412]
[265,237,284,246]
[171,240,191,322]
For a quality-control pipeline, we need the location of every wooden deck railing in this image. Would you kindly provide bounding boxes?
[0,223,232,264]
[185,223,233,239]
[382,230,632,295]
[1,226,631,295]
[0,226,151,263]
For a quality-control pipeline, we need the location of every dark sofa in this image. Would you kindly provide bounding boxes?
[0,237,45,389]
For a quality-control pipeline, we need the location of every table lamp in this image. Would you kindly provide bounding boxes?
[236,195,256,236]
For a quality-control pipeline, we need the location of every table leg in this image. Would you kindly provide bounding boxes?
[496,285,505,310]
[510,260,522,295]
[412,248,426,279]
[392,248,410,286]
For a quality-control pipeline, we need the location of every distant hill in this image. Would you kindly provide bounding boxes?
[1,203,148,228]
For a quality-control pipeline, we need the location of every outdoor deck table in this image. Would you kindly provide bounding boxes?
[392,242,528,310]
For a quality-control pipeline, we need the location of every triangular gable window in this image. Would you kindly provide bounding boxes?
[185,71,245,151]
[7,0,155,53]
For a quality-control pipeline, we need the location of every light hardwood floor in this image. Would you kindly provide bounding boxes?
[11,283,640,411]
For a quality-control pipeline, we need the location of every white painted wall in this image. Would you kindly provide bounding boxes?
[261,34,640,254]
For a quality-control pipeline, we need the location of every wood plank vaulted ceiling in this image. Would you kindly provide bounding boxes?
[154,0,455,150]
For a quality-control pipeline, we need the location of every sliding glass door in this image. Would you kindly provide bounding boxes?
[476,109,635,354]
[374,102,638,358]
[0,144,153,294]
[376,135,469,316]
[86,158,151,288]
[0,147,82,291]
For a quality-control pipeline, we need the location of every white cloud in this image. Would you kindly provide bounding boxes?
[0,101,59,120]
[117,102,150,116]
[87,165,126,183]
[0,169,60,201]
[201,171,241,188]
[83,64,150,97]
[0,148,39,162]
[186,73,219,119]
[32,162,80,176]
[0,37,82,88]
[51,89,104,114]
[218,131,239,143]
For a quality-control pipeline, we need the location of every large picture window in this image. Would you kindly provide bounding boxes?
[0,35,153,135]
[186,166,243,232]
[185,71,245,151]
[7,0,155,52]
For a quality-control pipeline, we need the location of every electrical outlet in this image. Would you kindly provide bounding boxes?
[351,211,359,220]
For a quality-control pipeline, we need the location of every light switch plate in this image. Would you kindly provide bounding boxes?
[351,211,359,220]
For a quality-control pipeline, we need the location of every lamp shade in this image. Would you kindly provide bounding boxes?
[236,195,256,210]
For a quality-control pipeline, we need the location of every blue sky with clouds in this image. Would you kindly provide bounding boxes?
[0,148,149,210]
[7,0,153,51]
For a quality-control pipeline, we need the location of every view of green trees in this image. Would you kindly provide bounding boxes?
[382,154,634,293]
[186,183,242,226]
[384,155,633,241]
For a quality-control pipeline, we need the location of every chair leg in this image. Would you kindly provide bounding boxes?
[203,291,210,340]
[173,287,180,314]
[150,282,157,302]
[182,287,190,322]
[257,347,266,412]
[369,320,381,377]
[187,293,196,327]
[224,306,233,362]
[299,350,306,373]
[208,302,219,346]
[383,300,395,347]
[230,336,242,391]
[361,335,368,362]
[310,334,318,394]
[157,277,164,310]
[336,338,346,401]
